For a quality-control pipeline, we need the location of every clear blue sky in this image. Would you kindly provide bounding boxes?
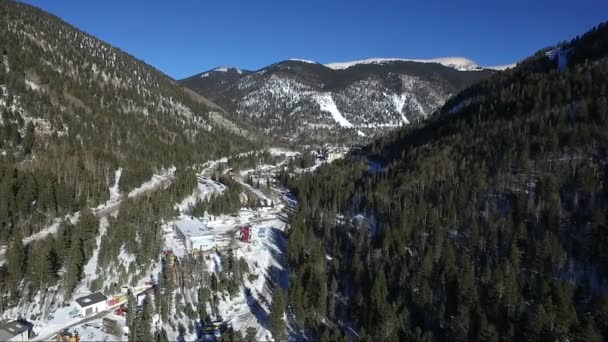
[21,0,608,79]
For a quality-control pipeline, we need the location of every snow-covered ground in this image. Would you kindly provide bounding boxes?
[108,168,122,202]
[5,149,309,341]
[315,93,353,128]
[315,93,366,137]
[157,152,299,340]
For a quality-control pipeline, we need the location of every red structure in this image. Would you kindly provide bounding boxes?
[114,304,127,316]
[239,225,251,243]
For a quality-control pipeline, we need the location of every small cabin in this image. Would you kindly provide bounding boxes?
[74,292,108,317]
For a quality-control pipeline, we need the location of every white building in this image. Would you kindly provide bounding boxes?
[174,217,216,253]
[0,320,33,341]
[74,292,108,317]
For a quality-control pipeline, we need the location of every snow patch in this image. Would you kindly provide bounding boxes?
[25,79,40,91]
[288,58,319,64]
[487,63,516,71]
[385,93,410,124]
[546,48,568,71]
[200,66,243,78]
[315,93,353,128]
[109,168,122,202]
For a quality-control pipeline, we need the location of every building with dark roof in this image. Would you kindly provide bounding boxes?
[0,320,33,341]
[74,292,108,317]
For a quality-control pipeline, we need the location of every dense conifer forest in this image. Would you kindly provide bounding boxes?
[286,22,608,341]
[0,1,252,302]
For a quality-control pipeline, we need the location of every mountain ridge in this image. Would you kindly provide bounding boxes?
[180,58,496,142]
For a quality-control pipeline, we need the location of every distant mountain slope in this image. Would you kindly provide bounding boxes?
[180,66,253,102]
[0,0,251,218]
[180,59,495,142]
[323,56,483,71]
[286,22,608,341]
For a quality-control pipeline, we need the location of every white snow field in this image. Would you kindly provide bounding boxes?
[315,93,353,128]
[325,56,482,71]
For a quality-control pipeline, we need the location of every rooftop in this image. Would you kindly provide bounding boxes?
[75,292,107,307]
[174,217,213,237]
[0,320,32,339]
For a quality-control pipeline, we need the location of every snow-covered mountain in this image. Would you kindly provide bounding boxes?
[180,58,496,142]
[324,56,483,71]
[180,66,253,102]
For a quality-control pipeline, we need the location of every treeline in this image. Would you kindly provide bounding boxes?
[286,22,608,341]
[0,0,251,247]
[1,207,98,303]
[226,150,283,171]
[97,168,198,291]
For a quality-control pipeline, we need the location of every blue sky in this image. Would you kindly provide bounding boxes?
[21,0,608,79]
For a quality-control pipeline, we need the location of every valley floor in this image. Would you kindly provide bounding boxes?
[1,147,331,341]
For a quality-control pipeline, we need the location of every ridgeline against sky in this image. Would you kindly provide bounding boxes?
[21,0,608,79]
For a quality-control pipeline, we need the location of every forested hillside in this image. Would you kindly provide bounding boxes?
[181,59,494,143]
[0,0,250,235]
[286,22,608,341]
[0,0,252,305]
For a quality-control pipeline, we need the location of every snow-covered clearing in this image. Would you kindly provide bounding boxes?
[385,92,410,124]
[315,94,366,136]
[315,93,353,128]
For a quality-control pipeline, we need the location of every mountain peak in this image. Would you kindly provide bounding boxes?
[199,66,245,78]
[323,57,484,71]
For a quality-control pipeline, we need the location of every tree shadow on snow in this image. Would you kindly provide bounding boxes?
[266,227,290,290]
[194,320,204,340]
[244,287,269,329]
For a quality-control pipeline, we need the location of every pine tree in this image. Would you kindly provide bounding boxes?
[126,290,137,325]
[6,231,24,296]
[154,328,169,342]
[21,122,35,154]
[26,240,54,289]
[64,233,84,295]
[244,327,257,342]
[269,289,286,341]
[136,293,154,342]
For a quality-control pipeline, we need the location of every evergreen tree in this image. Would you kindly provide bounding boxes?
[135,293,154,342]
[244,327,257,342]
[6,231,24,296]
[269,289,286,341]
